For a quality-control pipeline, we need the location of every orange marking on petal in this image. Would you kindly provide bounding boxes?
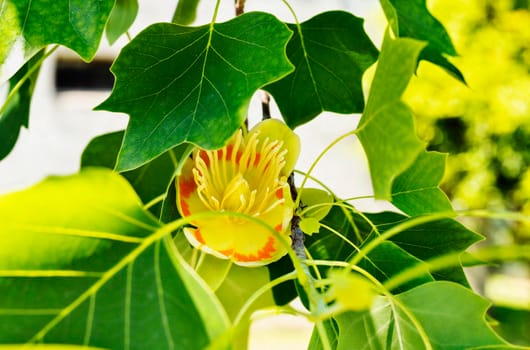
[253,153,261,167]
[235,151,242,165]
[180,199,191,216]
[274,224,283,232]
[257,236,276,259]
[233,236,277,263]
[198,150,210,166]
[194,229,205,244]
[225,145,233,160]
[218,248,234,256]
[275,188,283,199]
[179,178,197,199]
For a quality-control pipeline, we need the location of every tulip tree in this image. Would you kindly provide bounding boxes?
[0,0,528,349]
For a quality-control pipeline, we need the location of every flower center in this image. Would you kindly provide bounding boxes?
[192,130,287,217]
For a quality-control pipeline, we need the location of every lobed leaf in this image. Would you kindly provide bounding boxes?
[264,11,378,128]
[391,150,453,216]
[357,33,426,200]
[0,169,229,348]
[333,282,507,349]
[97,12,294,171]
[379,0,464,82]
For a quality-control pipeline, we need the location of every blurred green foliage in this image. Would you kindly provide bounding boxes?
[405,0,530,344]
[405,0,530,237]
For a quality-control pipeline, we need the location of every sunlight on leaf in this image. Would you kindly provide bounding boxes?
[334,282,507,350]
[0,169,229,348]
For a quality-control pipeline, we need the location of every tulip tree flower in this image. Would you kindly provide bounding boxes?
[176,119,300,266]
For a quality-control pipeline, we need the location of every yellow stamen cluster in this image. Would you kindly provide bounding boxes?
[192,130,287,218]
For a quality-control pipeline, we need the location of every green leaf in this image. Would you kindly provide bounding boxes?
[334,282,507,349]
[81,131,184,217]
[0,169,230,348]
[391,151,453,216]
[357,33,426,199]
[0,49,43,161]
[97,12,294,171]
[106,0,139,45]
[0,0,114,81]
[368,212,483,286]
[358,240,434,293]
[264,11,378,128]
[172,0,200,25]
[379,0,464,82]
[299,188,334,222]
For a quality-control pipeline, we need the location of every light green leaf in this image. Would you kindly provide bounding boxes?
[391,151,453,216]
[0,169,230,348]
[357,33,426,199]
[299,188,334,222]
[106,0,139,44]
[379,0,464,82]
[300,217,321,235]
[0,49,43,161]
[264,11,378,128]
[0,0,114,81]
[81,131,184,217]
[334,282,507,349]
[97,12,294,171]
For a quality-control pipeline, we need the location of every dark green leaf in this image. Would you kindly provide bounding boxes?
[357,33,426,199]
[264,11,378,128]
[379,0,464,82]
[81,131,185,217]
[106,0,139,44]
[358,240,434,293]
[334,282,507,349]
[172,0,200,25]
[0,0,114,80]
[391,151,453,216]
[0,49,43,161]
[368,211,483,286]
[0,169,230,348]
[97,12,294,171]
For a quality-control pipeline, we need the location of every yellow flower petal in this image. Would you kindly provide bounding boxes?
[176,120,299,266]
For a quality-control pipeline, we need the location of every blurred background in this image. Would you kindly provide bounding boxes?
[0,0,528,347]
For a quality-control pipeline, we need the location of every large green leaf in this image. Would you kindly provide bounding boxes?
[334,282,507,349]
[106,0,139,44]
[264,11,378,128]
[0,0,114,81]
[391,151,453,216]
[379,0,464,82]
[81,131,184,217]
[357,33,425,199]
[367,212,482,286]
[0,49,43,161]
[0,169,230,348]
[357,240,434,293]
[97,12,294,171]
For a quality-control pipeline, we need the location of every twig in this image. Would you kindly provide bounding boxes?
[261,90,271,120]
[235,0,245,16]
[288,173,306,259]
